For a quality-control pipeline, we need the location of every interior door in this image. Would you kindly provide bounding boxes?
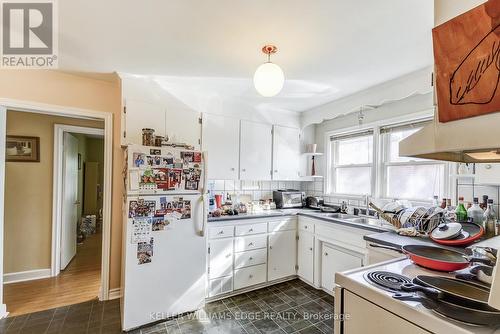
[272,125,301,180]
[239,120,272,180]
[61,133,79,270]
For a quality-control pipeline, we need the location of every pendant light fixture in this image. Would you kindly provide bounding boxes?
[253,45,284,97]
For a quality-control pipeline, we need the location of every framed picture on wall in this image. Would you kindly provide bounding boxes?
[6,136,40,162]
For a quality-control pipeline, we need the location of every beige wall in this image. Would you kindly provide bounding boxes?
[4,112,103,273]
[0,70,123,289]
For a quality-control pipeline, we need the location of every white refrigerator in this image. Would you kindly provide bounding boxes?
[121,145,207,331]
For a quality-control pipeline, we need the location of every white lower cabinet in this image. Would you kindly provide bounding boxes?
[297,230,314,284]
[209,276,233,298]
[268,230,297,281]
[234,264,267,290]
[321,244,363,293]
[208,238,234,279]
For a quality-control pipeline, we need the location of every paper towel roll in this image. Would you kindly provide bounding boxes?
[489,254,500,310]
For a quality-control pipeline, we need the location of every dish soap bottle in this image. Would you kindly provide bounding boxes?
[484,199,497,238]
[455,197,468,223]
[467,197,484,225]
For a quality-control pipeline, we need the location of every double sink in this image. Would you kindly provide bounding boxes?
[313,212,395,230]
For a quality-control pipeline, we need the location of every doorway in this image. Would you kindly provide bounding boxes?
[0,104,112,317]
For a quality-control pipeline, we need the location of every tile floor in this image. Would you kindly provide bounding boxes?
[0,279,334,334]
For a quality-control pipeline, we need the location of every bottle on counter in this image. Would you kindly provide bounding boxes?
[467,197,484,225]
[455,196,468,223]
[481,195,489,210]
[440,198,447,209]
[432,195,439,207]
[484,199,497,238]
[445,198,456,221]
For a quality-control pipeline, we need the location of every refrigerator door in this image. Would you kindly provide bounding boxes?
[121,194,206,330]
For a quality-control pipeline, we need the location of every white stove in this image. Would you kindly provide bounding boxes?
[334,258,500,334]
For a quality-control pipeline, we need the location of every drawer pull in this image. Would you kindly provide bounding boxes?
[305,226,308,229]
[309,247,313,251]
[249,274,253,279]
[248,242,254,246]
[269,246,273,250]
[325,252,328,256]
[249,257,253,260]
[218,231,224,235]
[249,228,253,232]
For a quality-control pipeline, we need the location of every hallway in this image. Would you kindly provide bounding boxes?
[4,233,102,317]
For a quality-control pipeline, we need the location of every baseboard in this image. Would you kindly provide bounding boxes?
[108,288,121,300]
[3,269,51,284]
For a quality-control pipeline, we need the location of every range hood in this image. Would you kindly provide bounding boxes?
[400,108,500,163]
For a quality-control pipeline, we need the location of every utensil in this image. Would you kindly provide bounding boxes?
[430,222,484,246]
[393,292,500,326]
[430,222,463,240]
[369,244,494,272]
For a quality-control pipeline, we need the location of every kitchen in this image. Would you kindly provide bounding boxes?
[0,0,499,334]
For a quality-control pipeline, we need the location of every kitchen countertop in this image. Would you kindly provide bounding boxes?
[208,208,394,233]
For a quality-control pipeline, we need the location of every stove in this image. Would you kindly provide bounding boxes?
[364,270,412,292]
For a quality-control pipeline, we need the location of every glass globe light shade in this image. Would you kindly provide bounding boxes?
[253,62,284,97]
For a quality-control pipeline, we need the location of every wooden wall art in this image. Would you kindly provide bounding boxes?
[433,0,500,122]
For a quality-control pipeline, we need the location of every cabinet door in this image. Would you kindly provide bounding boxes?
[272,125,301,181]
[208,238,234,279]
[124,99,166,145]
[202,113,240,180]
[321,245,362,292]
[297,231,314,283]
[268,230,297,281]
[239,120,272,180]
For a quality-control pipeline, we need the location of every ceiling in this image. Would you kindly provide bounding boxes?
[59,0,434,113]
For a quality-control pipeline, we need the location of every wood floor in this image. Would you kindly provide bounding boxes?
[4,232,102,317]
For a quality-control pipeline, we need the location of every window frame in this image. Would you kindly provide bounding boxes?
[325,112,451,203]
[330,130,374,196]
[379,123,448,202]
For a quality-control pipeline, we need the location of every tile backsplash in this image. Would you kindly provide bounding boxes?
[207,179,305,202]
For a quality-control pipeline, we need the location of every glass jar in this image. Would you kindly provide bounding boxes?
[142,128,155,146]
[154,136,164,147]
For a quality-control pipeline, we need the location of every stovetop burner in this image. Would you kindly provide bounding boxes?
[364,271,413,292]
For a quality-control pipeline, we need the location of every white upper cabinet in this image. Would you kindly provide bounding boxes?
[475,163,500,185]
[272,125,301,181]
[202,113,240,180]
[123,99,165,146]
[239,120,272,180]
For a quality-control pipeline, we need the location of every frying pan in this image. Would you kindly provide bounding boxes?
[393,292,500,326]
[369,244,494,272]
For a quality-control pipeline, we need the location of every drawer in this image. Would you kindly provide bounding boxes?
[299,219,315,233]
[268,218,297,232]
[234,235,267,252]
[234,248,267,269]
[234,264,267,290]
[235,222,267,236]
[208,225,234,239]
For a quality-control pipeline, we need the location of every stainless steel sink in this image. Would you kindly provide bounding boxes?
[345,217,394,229]
[321,213,357,219]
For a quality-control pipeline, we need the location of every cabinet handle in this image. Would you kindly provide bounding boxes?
[325,252,328,256]
[309,247,313,251]
[248,242,254,246]
[274,170,278,173]
[249,275,253,279]
[230,167,235,171]
[249,257,253,260]
[305,226,308,229]
[269,246,273,250]
[218,231,224,235]
[249,228,253,232]
[242,169,246,172]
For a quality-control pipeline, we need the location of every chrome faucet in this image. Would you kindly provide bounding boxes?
[340,201,348,214]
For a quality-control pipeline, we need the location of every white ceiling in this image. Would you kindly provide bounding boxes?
[59,0,434,112]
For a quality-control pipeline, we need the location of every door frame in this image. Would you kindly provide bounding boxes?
[53,125,105,274]
[0,98,113,305]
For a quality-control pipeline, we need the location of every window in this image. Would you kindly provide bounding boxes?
[381,122,446,201]
[330,131,373,195]
[327,118,448,202]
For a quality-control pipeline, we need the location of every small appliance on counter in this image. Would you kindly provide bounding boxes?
[272,190,305,209]
[305,196,324,209]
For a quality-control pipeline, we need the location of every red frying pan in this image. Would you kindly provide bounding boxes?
[370,244,494,272]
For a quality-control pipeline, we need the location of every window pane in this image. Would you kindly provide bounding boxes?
[387,128,422,163]
[335,167,371,195]
[386,165,444,200]
[335,135,373,165]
